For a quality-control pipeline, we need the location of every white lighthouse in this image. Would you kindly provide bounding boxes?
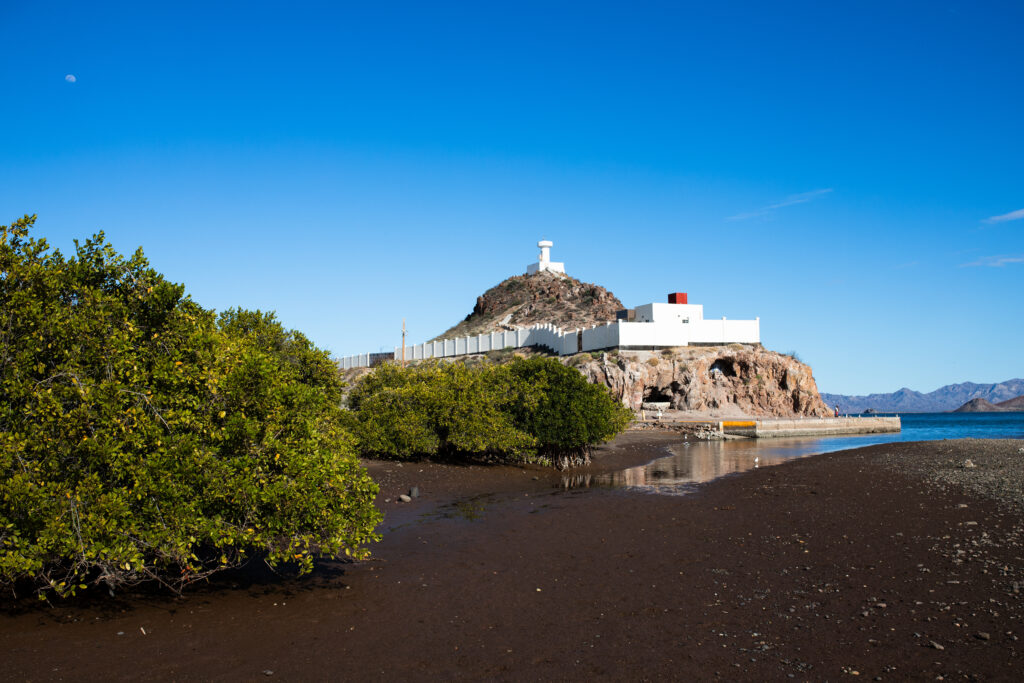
[526,239,566,275]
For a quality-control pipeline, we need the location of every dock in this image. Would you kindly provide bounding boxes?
[641,415,901,438]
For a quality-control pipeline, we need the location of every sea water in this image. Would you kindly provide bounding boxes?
[590,412,1024,494]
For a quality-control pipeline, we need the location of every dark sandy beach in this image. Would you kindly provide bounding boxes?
[3,434,1024,681]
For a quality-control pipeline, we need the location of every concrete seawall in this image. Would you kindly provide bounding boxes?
[650,416,901,439]
[747,416,901,438]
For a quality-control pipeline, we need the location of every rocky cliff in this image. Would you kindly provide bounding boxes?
[432,270,622,341]
[575,345,831,417]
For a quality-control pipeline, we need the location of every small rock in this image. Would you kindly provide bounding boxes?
[929,640,945,650]
[962,459,976,469]
[957,503,968,508]
[398,494,412,503]
[263,671,274,677]
[875,602,887,609]
[976,632,991,641]
[964,521,978,526]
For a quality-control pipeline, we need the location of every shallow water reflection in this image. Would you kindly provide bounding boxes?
[577,411,1024,497]
[571,434,896,495]
[568,413,1024,495]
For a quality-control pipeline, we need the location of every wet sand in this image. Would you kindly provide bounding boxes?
[3,435,1024,681]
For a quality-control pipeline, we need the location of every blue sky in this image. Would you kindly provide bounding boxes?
[2,1,1022,395]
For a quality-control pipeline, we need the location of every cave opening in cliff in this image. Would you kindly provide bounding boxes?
[643,387,673,403]
[710,359,737,378]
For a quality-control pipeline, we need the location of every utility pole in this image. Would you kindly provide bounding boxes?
[401,318,406,367]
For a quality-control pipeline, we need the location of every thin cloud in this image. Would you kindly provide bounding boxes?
[727,188,833,221]
[960,255,1024,267]
[984,207,1024,224]
[64,74,77,83]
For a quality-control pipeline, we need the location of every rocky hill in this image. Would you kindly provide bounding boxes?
[954,398,1002,413]
[1000,396,1024,411]
[822,378,1024,413]
[432,270,622,341]
[953,395,1024,413]
[576,346,831,417]
[365,270,832,419]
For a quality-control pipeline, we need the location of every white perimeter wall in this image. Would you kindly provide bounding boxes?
[634,303,704,323]
[687,318,760,344]
[339,353,373,370]
[338,317,760,369]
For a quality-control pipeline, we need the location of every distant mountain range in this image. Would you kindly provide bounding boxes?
[821,379,1024,413]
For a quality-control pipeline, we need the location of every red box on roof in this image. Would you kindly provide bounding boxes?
[668,292,688,304]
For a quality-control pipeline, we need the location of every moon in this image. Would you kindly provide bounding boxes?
[65,74,77,83]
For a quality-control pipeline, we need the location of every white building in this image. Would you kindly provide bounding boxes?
[616,298,760,349]
[338,240,760,369]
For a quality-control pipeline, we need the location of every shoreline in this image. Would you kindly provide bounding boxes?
[3,436,1023,680]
